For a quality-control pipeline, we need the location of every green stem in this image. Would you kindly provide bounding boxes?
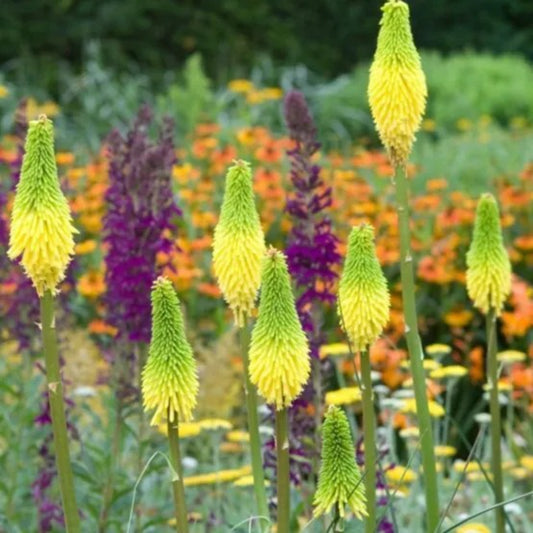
[360,350,376,532]
[167,413,189,533]
[333,358,357,440]
[486,309,505,533]
[240,319,269,531]
[442,380,456,447]
[136,343,148,472]
[98,393,122,532]
[275,407,290,533]
[40,290,80,532]
[393,164,439,532]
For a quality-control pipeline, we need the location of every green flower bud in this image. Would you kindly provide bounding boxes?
[213,160,265,326]
[142,277,199,425]
[466,193,511,315]
[249,248,310,409]
[8,115,77,295]
[314,406,367,519]
[338,224,390,351]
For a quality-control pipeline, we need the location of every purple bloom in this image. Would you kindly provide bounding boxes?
[284,90,340,358]
[103,105,180,344]
[264,92,342,490]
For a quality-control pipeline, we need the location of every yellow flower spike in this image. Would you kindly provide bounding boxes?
[249,248,310,409]
[338,224,390,351]
[213,160,265,326]
[466,193,511,316]
[368,0,427,165]
[8,115,77,295]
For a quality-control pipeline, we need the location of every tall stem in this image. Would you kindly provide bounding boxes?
[486,309,505,533]
[167,413,189,533]
[40,290,80,532]
[240,319,269,530]
[393,164,439,531]
[360,350,376,532]
[98,393,122,532]
[275,407,290,533]
[442,379,456,447]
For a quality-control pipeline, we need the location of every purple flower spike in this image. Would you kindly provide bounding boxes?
[283,91,341,358]
[103,105,181,345]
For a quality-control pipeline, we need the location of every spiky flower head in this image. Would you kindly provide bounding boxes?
[466,194,511,315]
[142,277,199,425]
[314,405,367,519]
[8,115,77,296]
[249,248,310,409]
[338,224,390,351]
[213,160,266,327]
[368,0,427,165]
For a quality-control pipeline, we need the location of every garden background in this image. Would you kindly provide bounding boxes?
[0,0,532,531]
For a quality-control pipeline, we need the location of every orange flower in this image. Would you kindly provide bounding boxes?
[55,152,75,165]
[414,194,440,212]
[75,240,97,255]
[195,123,220,137]
[78,271,106,298]
[469,346,485,383]
[211,145,238,173]
[514,235,533,252]
[0,281,18,296]
[254,140,283,163]
[190,235,213,251]
[393,413,407,429]
[444,309,474,328]
[197,282,222,298]
[192,137,218,159]
[501,276,533,338]
[88,319,118,337]
[426,178,448,192]
[79,214,103,233]
[509,364,533,394]
[236,127,256,147]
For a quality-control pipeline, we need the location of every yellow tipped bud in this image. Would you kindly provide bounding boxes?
[338,225,390,351]
[142,277,199,425]
[368,0,427,165]
[249,249,310,409]
[213,160,265,326]
[466,193,511,315]
[8,116,77,295]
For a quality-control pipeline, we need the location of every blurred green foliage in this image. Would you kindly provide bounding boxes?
[1,0,532,87]
[305,52,533,146]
